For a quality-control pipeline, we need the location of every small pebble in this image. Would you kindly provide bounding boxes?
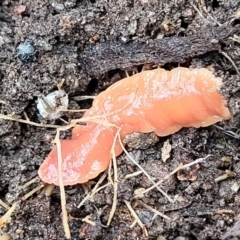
[14,5,26,15]
[17,40,36,62]
[51,2,65,11]
[37,90,69,120]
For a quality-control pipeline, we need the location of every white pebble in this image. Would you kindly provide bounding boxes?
[37,90,69,120]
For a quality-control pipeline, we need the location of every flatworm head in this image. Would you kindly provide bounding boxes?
[76,68,230,136]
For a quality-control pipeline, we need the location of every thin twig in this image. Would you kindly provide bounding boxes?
[54,129,71,239]
[107,127,121,225]
[182,155,211,168]
[220,50,240,75]
[214,125,240,139]
[135,155,211,197]
[190,3,211,24]
[202,6,222,26]
[0,113,61,128]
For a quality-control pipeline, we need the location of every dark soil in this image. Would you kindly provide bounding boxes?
[0,0,240,239]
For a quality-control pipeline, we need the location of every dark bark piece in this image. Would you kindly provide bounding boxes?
[80,24,240,78]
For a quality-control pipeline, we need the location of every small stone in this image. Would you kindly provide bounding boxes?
[123,132,159,150]
[37,90,69,120]
[14,5,26,15]
[161,139,171,162]
[17,40,36,62]
[51,2,65,11]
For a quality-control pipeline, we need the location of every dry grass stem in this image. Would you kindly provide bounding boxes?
[130,219,137,228]
[137,200,171,221]
[0,100,8,105]
[220,51,240,75]
[41,184,55,197]
[23,111,30,121]
[190,3,210,24]
[202,6,222,26]
[214,125,240,139]
[215,170,236,183]
[182,155,211,168]
[124,200,148,236]
[82,215,96,226]
[77,172,108,208]
[124,171,143,180]
[0,113,61,129]
[0,203,16,228]
[108,157,114,185]
[107,128,121,226]
[72,96,96,101]
[60,109,88,113]
[135,155,211,197]
[94,183,111,194]
[229,35,240,43]
[21,184,44,201]
[22,177,39,189]
[0,234,11,240]
[0,201,10,211]
[215,209,235,215]
[54,129,71,239]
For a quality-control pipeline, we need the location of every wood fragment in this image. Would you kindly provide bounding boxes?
[161,140,171,162]
[80,25,240,78]
[215,170,236,183]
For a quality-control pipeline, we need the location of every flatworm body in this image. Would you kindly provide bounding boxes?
[38,67,231,185]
